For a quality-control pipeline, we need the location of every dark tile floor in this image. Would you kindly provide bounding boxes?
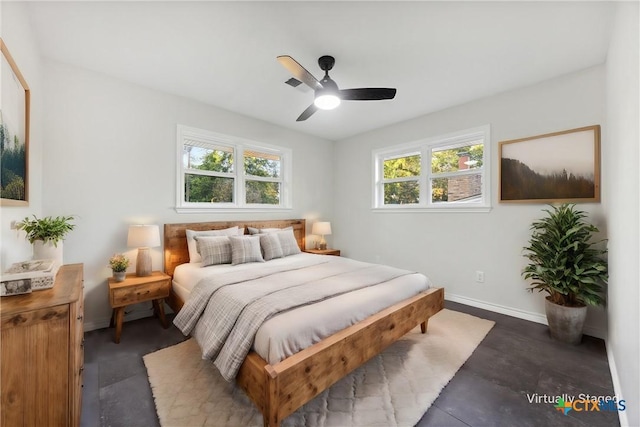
[81,301,619,427]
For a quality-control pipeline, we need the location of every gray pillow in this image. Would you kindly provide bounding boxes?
[229,235,265,265]
[186,226,239,263]
[259,233,284,261]
[194,236,232,266]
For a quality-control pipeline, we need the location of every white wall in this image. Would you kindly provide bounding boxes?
[603,3,639,426]
[2,6,632,408]
[0,2,44,267]
[333,65,607,337]
[40,60,334,329]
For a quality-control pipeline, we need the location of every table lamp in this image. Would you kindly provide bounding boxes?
[311,222,332,250]
[127,225,160,276]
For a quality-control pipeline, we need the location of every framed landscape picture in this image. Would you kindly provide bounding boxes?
[1,38,30,206]
[499,125,600,203]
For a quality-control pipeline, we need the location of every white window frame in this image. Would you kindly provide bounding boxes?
[372,125,491,212]
[176,125,292,213]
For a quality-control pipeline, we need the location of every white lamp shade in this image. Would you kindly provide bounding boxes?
[312,222,332,236]
[127,225,160,248]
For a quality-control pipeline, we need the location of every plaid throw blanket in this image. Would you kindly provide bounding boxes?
[173,256,414,381]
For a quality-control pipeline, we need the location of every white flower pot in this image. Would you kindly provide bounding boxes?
[33,240,63,265]
[112,271,126,282]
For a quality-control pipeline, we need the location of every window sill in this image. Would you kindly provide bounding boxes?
[175,206,292,214]
[372,206,492,213]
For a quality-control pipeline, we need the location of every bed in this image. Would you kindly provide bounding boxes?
[164,219,444,427]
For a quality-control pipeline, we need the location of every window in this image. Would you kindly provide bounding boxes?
[176,125,291,212]
[373,125,491,211]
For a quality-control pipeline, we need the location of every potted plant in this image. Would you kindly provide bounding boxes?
[109,254,130,282]
[16,215,75,264]
[522,204,608,344]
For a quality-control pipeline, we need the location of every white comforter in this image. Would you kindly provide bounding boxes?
[173,254,431,378]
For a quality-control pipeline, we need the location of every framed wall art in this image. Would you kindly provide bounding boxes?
[1,38,30,206]
[499,125,600,203]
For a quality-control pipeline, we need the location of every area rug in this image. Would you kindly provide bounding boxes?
[144,309,494,427]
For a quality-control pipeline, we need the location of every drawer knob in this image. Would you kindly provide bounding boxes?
[77,315,83,321]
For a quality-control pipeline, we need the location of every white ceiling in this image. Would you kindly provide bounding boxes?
[26,1,614,141]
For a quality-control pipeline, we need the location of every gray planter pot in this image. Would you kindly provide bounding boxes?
[545,297,587,344]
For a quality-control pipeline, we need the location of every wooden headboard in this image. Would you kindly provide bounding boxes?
[163,219,306,277]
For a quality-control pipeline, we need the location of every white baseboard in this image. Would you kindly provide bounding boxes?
[445,293,606,339]
[605,341,629,427]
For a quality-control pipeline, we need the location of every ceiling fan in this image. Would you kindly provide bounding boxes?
[277,55,397,122]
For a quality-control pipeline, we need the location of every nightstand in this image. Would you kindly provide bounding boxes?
[305,248,341,256]
[108,271,170,343]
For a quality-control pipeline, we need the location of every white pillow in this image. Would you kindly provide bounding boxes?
[195,236,232,266]
[186,226,240,263]
[276,229,302,256]
[229,235,265,265]
[259,233,284,261]
[248,226,293,235]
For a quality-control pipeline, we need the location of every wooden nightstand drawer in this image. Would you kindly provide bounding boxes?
[110,279,169,307]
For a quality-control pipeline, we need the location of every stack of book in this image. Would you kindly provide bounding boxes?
[0,259,60,296]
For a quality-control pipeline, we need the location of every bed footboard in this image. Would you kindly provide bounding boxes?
[236,286,444,427]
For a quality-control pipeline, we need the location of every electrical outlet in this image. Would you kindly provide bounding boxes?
[475,271,485,283]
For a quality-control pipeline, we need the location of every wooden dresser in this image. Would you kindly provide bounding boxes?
[1,264,84,427]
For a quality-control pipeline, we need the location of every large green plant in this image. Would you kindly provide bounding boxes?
[522,204,607,307]
[16,215,75,246]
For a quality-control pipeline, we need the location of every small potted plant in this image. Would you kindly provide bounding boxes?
[522,204,608,344]
[109,254,130,282]
[16,215,75,264]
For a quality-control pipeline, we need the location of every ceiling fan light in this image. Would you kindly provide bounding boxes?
[314,94,341,110]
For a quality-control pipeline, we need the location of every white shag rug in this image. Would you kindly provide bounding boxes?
[144,309,494,427]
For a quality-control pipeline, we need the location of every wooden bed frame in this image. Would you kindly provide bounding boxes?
[164,219,444,427]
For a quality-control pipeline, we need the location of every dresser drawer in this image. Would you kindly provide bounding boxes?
[1,304,68,328]
[110,279,170,307]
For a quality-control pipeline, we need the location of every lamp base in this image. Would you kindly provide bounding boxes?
[136,247,152,276]
[319,237,327,250]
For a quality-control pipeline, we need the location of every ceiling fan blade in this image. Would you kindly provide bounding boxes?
[285,77,302,88]
[285,77,311,93]
[277,55,323,91]
[340,88,397,101]
[296,104,318,122]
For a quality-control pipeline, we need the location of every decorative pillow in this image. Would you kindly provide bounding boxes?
[194,236,232,266]
[259,233,284,261]
[186,226,239,263]
[229,235,265,265]
[276,229,302,256]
